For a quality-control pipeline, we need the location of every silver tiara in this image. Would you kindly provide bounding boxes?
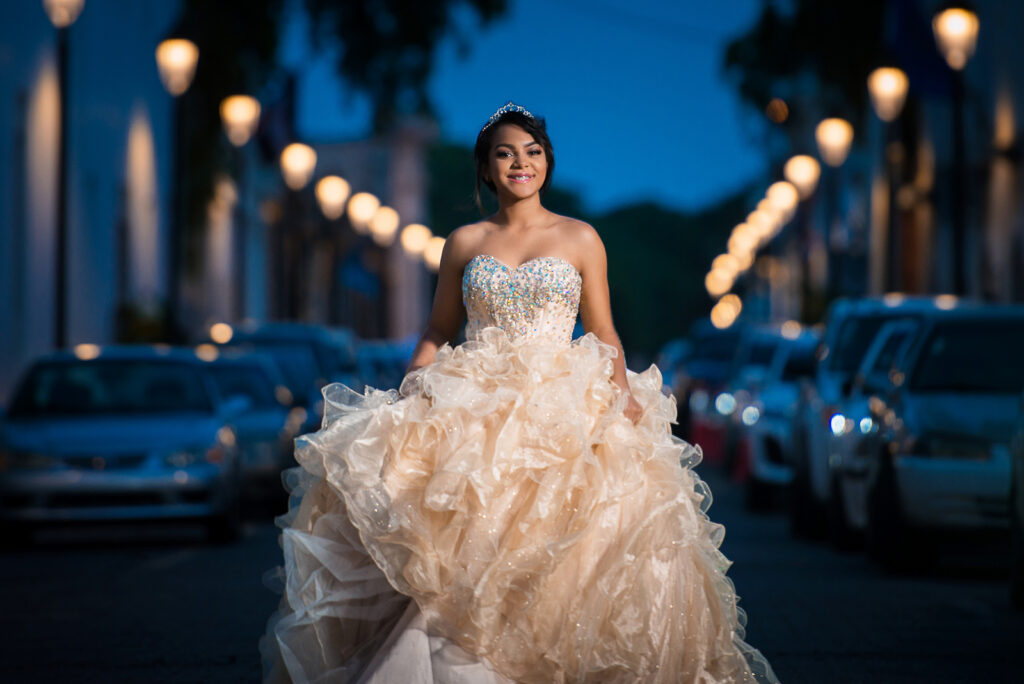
[481,101,534,131]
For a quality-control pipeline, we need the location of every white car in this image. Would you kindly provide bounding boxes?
[825,319,919,548]
[740,329,819,509]
[860,308,1024,570]
[788,295,964,538]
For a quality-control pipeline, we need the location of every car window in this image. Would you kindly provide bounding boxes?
[869,330,910,374]
[9,360,213,416]
[210,365,278,408]
[909,319,1024,393]
[689,329,742,362]
[781,344,817,381]
[828,314,891,373]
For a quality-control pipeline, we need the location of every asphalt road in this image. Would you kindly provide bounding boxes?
[1,469,1020,683]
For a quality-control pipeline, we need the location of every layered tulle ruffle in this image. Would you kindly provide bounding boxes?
[261,328,777,683]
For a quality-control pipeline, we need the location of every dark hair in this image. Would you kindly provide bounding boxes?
[473,110,555,214]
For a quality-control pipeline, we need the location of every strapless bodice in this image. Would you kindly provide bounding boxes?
[462,254,582,345]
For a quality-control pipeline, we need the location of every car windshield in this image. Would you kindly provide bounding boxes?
[689,330,742,362]
[781,344,818,381]
[828,314,892,374]
[746,339,778,367]
[210,365,278,409]
[223,342,319,394]
[909,319,1024,393]
[8,360,213,416]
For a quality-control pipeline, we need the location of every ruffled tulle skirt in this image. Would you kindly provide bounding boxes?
[260,328,778,683]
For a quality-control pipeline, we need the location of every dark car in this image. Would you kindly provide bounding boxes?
[0,346,247,544]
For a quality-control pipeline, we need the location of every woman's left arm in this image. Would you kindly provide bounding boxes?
[575,223,643,423]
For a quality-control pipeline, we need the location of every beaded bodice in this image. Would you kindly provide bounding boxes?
[462,255,582,345]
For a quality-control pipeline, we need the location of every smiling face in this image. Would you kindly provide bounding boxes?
[484,124,549,203]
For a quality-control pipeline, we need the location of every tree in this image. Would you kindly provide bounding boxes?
[304,0,508,132]
[723,1,887,139]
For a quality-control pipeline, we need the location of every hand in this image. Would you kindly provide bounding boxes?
[624,393,643,424]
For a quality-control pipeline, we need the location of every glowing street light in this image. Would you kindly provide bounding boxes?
[815,118,854,167]
[315,176,351,220]
[280,143,317,191]
[705,269,734,298]
[867,68,909,122]
[932,6,979,71]
[155,39,199,96]
[766,181,799,221]
[400,224,432,257]
[783,155,821,200]
[424,236,446,272]
[42,0,84,27]
[370,206,400,246]
[346,192,380,234]
[219,95,261,146]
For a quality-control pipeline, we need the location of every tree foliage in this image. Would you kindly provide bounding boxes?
[723,0,887,133]
[304,0,508,132]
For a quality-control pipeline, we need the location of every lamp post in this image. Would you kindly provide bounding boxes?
[868,67,910,291]
[155,37,198,340]
[219,95,260,322]
[784,154,821,319]
[279,142,316,319]
[42,0,85,348]
[815,118,854,297]
[933,4,979,294]
[315,175,351,324]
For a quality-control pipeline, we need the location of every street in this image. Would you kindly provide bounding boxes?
[1,468,1020,683]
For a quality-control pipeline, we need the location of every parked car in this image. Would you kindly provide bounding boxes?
[0,346,246,544]
[714,326,789,473]
[787,295,964,538]
[355,336,419,392]
[858,307,1024,570]
[1009,391,1024,609]
[676,320,746,460]
[204,350,302,504]
[825,318,920,548]
[738,327,820,510]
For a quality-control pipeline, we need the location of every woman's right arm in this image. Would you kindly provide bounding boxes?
[405,229,472,373]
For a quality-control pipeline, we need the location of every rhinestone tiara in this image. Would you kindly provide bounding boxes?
[481,101,534,132]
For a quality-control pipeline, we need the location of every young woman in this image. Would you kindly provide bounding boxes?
[262,103,778,683]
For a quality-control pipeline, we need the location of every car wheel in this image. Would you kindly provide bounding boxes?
[788,437,825,539]
[1011,485,1024,610]
[745,476,772,512]
[0,521,33,550]
[827,476,862,551]
[866,451,934,573]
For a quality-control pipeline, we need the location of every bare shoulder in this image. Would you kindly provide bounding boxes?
[444,222,490,266]
[551,216,604,262]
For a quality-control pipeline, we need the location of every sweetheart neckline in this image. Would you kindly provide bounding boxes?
[467,254,582,279]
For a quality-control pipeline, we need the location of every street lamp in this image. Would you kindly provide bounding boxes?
[400,224,432,257]
[315,176,351,221]
[43,0,85,348]
[868,67,910,291]
[346,192,380,235]
[156,37,198,342]
[815,118,854,167]
[423,236,446,272]
[783,155,821,200]
[278,143,316,319]
[280,142,316,191]
[815,117,854,296]
[219,95,260,321]
[370,206,400,247]
[933,4,979,295]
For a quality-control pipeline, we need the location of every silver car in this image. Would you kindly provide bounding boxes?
[860,308,1024,570]
[0,347,246,544]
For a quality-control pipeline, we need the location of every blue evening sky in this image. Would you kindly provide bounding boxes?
[282,0,766,214]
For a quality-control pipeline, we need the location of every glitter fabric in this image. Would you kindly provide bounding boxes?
[462,254,581,344]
